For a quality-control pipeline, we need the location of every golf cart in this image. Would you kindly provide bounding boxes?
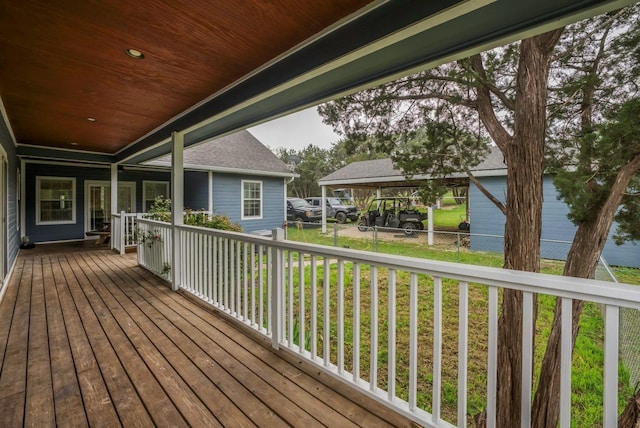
[357,197,427,236]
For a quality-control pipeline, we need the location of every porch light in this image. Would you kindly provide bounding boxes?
[87,117,96,122]
[125,48,145,59]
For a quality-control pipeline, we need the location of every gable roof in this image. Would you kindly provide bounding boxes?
[146,130,295,178]
[319,145,505,188]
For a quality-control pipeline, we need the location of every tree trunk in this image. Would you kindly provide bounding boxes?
[494,30,562,427]
[531,154,640,427]
[618,387,640,428]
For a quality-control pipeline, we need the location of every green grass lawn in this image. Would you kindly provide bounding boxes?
[282,227,639,426]
[432,202,467,229]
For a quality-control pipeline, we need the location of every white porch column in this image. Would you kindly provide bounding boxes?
[20,159,25,240]
[110,164,118,250]
[271,228,285,349]
[427,205,434,246]
[207,170,213,214]
[171,131,184,291]
[321,185,327,234]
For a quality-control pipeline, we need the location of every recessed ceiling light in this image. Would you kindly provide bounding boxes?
[87,117,96,122]
[70,142,78,146]
[125,48,144,59]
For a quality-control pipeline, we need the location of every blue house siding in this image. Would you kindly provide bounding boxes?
[470,175,640,268]
[24,164,211,243]
[25,163,109,242]
[23,163,286,242]
[184,171,209,210]
[0,117,19,274]
[118,169,171,212]
[211,173,285,232]
[468,176,506,254]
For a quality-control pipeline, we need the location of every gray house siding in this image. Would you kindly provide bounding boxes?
[470,175,640,268]
[211,173,284,232]
[0,118,19,274]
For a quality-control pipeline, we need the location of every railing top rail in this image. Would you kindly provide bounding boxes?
[137,218,174,227]
[112,212,139,217]
[167,223,640,309]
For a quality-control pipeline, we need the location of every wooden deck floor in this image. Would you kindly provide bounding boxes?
[0,245,413,427]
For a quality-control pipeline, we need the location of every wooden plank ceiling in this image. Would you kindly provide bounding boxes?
[1,0,634,163]
[0,0,371,153]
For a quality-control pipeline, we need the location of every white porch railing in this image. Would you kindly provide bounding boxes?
[111,212,140,254]
[134,220,640,428]
[136,219,173,278]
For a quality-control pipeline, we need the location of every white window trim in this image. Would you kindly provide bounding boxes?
[36,176,76,225]
[84,180,137,234]
[241,179,263,220]
[116,181,137,214]
[142,180,169,212]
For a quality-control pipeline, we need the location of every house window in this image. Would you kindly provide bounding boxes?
[36,177,75,225]
[242,180,262,219]
[143,181,169,211]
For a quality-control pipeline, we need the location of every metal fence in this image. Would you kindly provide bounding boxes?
[596,258,640,390]
[299,223,575,266]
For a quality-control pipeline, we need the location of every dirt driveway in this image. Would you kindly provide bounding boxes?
[335,223,466,247]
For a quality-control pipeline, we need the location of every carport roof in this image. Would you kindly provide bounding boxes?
[318,145,505,188]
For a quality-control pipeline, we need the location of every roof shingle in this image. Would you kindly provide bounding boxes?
[147,130,294,176]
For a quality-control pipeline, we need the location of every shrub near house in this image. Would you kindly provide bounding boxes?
[146,197,242,232]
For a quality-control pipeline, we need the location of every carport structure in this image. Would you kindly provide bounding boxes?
[317,146,506,241]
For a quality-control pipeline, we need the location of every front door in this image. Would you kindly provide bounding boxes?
[84,181,135,234]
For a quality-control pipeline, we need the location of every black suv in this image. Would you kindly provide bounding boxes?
[286,198,322,224]
[305,197,359,223]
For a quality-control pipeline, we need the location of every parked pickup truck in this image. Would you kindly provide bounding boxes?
[305,197,359,223]
[286,198,323,224]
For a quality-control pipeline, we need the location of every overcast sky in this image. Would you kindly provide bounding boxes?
[248,107,341,151]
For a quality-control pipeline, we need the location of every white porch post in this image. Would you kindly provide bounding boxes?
[427,205,434,245]
[171,131,184,291]
[271,228,285,349]
[110,164,118,250]
[20,159,25,240]
[207,170,213,214]
[321,185,327,234]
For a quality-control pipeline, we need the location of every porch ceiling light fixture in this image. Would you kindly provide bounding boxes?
[87,117,96,122]
[124,48,144,59]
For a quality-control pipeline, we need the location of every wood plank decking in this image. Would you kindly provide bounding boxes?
[0,245,413,427]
